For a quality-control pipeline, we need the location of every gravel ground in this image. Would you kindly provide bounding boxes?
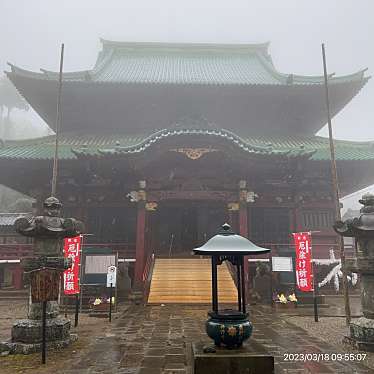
[287,316,374,371]
[0,299,28,341]
[0,298,122,373]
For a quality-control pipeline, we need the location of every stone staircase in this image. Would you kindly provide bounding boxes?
[147,258,237,304]
[0,289,28,301]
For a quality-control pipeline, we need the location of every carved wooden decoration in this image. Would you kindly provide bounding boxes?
[170,148,218,160]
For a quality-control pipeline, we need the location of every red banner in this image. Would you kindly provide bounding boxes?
[293,232,313,292]
[63,235,82,294]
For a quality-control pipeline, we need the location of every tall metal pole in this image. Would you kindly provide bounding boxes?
[322,43,351,325]
[310,241,318,322]
[41,300,47,364]
[51,43,64,197]
[109,283,113,323]
[211,256,218,313]
[236,256,242,311]
[240,256,246,314]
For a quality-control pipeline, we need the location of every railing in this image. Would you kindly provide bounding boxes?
[82,242,136,258]
[0,242,136,260]
[0,244,33,260]
[253,242,355,258]
[168,234,174,257]
[142,252,155,282]
[142,252,155,302]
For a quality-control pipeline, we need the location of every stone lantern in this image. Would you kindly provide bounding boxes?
[1,197,84,355]
[334,193,374,351]
[193,223,270,348]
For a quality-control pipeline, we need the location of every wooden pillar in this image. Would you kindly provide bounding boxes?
[238,181,250,284]
[293,193,303,233]
[239,203,249,282]
[12,264,23,290]
[134,181,147,284]
[134,201,146,283]
[239,204,248,238]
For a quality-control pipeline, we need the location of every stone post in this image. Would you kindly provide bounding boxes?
[334,193,374,351]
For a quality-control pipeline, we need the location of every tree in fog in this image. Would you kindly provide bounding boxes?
[0,76,29,138]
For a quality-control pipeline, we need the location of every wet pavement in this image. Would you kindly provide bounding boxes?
[58,303,371,374]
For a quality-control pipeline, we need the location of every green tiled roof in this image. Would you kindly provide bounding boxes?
[1,126,374,162]
[7,40,368,86]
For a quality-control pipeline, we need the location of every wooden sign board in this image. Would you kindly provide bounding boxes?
[271,257,293,272]
[85,255,116,274]
[30,269,61,303]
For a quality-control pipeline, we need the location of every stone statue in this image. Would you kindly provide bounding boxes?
[334,193,374,351]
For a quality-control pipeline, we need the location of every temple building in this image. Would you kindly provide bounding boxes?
[0,40,371,288]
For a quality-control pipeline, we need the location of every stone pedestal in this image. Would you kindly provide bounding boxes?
[346,317,374,351]
[28,300,59,320]
[192,341,274,374]
[117,262,132,300]
[334,193,374,351]
[3,299,77,355]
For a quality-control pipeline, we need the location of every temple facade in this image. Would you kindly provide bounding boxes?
[0,40,371,287]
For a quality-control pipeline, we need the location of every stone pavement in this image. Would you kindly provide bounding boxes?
[57,303,372,374]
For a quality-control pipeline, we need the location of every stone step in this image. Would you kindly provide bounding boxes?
[0,289,28,300]
[148,258,237,304]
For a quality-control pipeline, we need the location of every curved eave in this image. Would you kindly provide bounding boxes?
[6,60,369,87]
[70,128,313,160]
[0,144,76,161]
[3,130,374,162]
[7,63,91,82]
[271,67,369,86]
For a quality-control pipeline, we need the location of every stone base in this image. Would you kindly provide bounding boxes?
[343,335,374,352]
[89,310,110,318]
[192,341,274,374]
[346,317,374,352]
[1,334,77,355]
[12,317,71,344]
[296,293,326,305]
[128,290,143,305]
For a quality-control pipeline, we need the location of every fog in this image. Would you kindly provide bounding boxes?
[0,0,373,140]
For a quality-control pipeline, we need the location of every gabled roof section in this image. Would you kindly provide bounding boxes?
[6,40,369,86]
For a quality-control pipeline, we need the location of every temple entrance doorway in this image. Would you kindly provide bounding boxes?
[154,200,227,257]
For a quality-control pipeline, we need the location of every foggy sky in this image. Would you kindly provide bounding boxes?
[1,0,373,140]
